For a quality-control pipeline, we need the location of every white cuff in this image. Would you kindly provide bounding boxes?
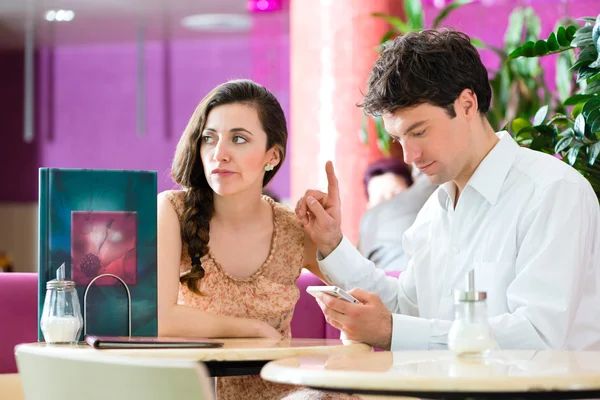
[317,236,369,287]
[391,313,432,351]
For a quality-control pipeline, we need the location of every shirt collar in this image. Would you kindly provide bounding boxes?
[437,131,519,209]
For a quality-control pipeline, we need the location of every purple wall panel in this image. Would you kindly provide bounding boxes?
[1,35,291,203]
[0,51,39,202]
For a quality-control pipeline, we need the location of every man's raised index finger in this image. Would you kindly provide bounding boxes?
[325,161,340,199]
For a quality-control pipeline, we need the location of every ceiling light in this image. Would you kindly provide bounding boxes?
[45,9,75,22]
[248,0,281,12]
[181,14,252,32]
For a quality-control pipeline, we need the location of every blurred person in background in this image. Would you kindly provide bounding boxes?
[358,158,436,271]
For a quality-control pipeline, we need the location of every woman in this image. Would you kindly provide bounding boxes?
[157,79,352,399]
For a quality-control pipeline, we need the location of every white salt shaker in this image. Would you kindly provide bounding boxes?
[40,263,83,344]
[448,269,495,357]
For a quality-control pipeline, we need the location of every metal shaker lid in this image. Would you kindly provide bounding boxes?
[454,268,487,302]
[46,263,76,289]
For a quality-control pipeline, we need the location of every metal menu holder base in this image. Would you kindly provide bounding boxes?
[83,273,132,337]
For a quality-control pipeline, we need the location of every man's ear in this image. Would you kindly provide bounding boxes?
[455,88,479,119]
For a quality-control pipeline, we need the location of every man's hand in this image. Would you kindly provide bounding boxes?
[295,161,343,257]
[315,288,393,350]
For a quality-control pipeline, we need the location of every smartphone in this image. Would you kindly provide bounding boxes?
[306,286,360,304]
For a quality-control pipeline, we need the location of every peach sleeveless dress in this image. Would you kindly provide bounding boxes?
[166,191,358,400]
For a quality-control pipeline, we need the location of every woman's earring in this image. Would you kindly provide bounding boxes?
[265,164,274,172]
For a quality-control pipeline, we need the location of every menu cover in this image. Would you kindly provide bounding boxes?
[85,335,224,349]
[38,168,158,341]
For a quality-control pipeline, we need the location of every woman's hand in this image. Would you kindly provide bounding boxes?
[253,320,283,340]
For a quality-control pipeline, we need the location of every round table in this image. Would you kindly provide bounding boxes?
[260,350,600,399]
[16,338,371,377]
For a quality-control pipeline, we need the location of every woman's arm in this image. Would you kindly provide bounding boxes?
[157,192,280,339]
[302,228,329,283]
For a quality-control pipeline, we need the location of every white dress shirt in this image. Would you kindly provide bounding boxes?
[319,131,600,351]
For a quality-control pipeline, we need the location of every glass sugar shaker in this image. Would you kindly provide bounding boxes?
[448,269,495,357]
[40,263,83,344]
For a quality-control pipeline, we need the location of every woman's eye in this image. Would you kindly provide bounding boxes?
[202,136,215,144]
[233,136,247,144]
[413,131,425,137]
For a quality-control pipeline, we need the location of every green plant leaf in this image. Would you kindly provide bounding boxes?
[380,30,397,45]
[590,58,600,69]
[505,7,525,50]
[533,105,549,126]
[566,25,578,42]
[509,41,535,58]
[432,0,474,28]
[534,40,549,56]
[524,7,541,40]
[574,113,586,139]
[578,67,600,83]
[572,102,585,118]
[514,127,537,141]
[572,25,594,48]
[547,32,560,51]
[564,94,596,106]
[574,37,596,48]
[561,127,575,137]
[592,14,600,51]
[570,47,598,72]
[511,118,532,133]
[377,136,390,154]
[374,116,390,154]
[587,70,600,83]
[556,52,573,101]
[588,142,600,165]
[360,114,369,144]
[567,143,584,165]
[555,136,573,153]
[579,16,599,24]
[585,79,600,95]
[548,113,571,127]
[404,0,424,31]
[557,26,569,46]
[535,124,559,137]
[470,37,486,48]
[372,13,409,34]
[583,97,600,133]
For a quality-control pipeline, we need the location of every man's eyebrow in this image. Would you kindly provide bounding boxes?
[230,128,253,136]
[403,120,427,136]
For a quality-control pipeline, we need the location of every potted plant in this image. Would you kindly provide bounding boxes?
[508,14,600,197]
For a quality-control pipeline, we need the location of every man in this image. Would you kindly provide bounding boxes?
[359,159,435,271]
[296,29,600,351]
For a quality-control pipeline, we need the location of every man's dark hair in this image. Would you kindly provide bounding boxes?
[360,28,492,118]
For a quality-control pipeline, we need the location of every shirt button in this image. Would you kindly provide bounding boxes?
[452,246,460,254]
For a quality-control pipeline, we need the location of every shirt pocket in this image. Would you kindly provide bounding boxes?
[473,261,515,315]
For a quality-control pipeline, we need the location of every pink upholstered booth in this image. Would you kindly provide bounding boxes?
[0,270,402,374]
[0,273,38,374]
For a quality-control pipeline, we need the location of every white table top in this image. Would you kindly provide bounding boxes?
[16,338,371,363]
[261,350,600,396]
